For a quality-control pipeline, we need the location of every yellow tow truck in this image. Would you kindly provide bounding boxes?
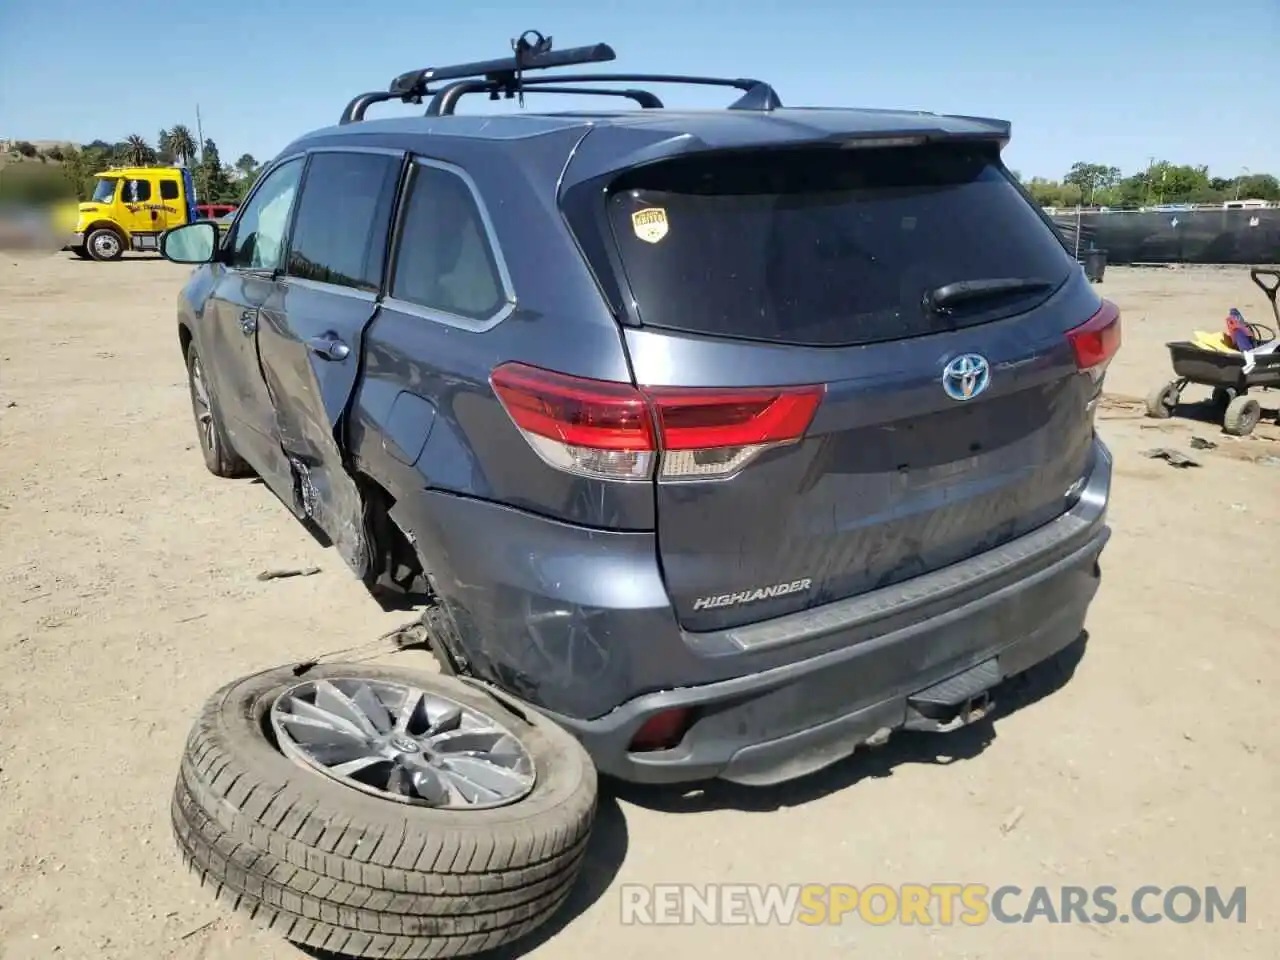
[68,165,201,261]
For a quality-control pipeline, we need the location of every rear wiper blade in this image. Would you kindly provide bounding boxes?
[924,277,1055,314]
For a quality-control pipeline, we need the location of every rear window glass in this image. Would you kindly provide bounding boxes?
[606,145,1074,347]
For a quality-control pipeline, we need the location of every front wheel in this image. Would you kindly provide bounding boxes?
[84,227,124,261]
[171,663,598,959]
[185,341,250,477]
[1144,379,1180,419]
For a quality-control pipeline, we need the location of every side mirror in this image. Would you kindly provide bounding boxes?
[159,221,219,264]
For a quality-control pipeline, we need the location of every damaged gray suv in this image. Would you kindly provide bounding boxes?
[161,36,1119,790]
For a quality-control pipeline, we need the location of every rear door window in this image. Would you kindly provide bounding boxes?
[389,162,508,322]
[286,151,401,292]
[606,145,1075,347]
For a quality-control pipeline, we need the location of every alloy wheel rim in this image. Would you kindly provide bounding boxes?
[269,677,536,809]
[93,233,119,258]
[189,358,217,454]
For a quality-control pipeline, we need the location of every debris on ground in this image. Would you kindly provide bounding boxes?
[255,566,322,581]
[1139,448,1201,468]
[1189,436,1218,450]
[1000,805,1026,835]
[1258,456,1280,467]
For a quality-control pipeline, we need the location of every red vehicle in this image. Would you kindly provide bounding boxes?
[196,203,237,220]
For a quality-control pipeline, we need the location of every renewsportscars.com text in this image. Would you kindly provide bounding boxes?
[620,883,1247,926]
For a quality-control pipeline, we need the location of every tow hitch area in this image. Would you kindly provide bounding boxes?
[904,658,1000,733]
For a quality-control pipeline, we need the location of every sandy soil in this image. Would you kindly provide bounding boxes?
[1,256,1277,960]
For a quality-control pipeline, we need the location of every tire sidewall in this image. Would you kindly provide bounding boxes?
[185,342,226,474]
[196,663,595,836]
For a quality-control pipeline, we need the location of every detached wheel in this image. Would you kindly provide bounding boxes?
[1144,379,1180,419]
[185,341,250,478]
[1223,395,1261,436]
[85,227,124,261]
[171,663,597,959]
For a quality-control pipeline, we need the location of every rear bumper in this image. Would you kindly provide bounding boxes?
[542,440,1112,786]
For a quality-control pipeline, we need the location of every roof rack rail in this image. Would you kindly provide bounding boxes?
[339,30,782,124]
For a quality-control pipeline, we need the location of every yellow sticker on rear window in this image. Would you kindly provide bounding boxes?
[631,207,669,244]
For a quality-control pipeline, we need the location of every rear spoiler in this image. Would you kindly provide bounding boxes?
[557,118,1012,193]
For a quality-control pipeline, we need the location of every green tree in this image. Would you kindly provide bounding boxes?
[14,140,38,158]
[234,153,258,176]
[1235,173,1280,201]
[42,145,65,162]
[125,134,151,165]
[167,125,197,166]
[156,128,176,164]
[197,138,232,202]
[1147,162,1210,203]
[1063,162,1121,205]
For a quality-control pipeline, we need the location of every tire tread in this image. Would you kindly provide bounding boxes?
[171,664,597,958]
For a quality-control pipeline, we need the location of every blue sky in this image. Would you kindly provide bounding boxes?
[1,0,1276,180]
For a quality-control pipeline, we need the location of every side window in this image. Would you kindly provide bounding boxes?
[287,152,400,292]
[230,157,304,271]
[390,164,507,321]
[122,178,152,203]
[159,180,180,201]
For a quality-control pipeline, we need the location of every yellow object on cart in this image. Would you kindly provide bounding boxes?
[1190,330,1239,353]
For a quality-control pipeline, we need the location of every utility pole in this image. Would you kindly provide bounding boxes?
[1235,166,1249,201]
[1145,156,1156,206]
[195,104,205,165]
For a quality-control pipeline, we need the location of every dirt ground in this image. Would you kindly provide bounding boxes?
[1,256,1277,960]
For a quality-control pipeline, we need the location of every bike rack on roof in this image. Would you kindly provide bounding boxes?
[338,30,782,125]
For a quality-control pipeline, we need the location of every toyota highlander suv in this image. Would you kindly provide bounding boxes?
[159,36,1119,787]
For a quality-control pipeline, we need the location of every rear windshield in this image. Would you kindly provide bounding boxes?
[606,145,1074,347]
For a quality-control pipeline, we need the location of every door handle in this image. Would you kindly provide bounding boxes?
[238,311,257,335]
[306,334,351,362]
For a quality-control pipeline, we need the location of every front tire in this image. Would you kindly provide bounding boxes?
[171,663,597,959]
[85,227,125,261]
[1223,395,1261,437]
[185,341,250,477]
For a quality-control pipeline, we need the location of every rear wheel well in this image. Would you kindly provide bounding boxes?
[354,472,429,598]
[178,323,193,361]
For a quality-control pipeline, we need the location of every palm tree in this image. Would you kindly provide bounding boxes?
[125,134,150,165]
[168,125,197,167]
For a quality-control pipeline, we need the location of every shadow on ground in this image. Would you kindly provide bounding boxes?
[1171,395,1280,428]
[614,631,1090,815]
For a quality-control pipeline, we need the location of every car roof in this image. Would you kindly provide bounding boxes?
[287,107,1011,189]
[298,106,1008,146]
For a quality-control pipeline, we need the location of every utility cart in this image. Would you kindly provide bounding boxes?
[1145,267,1280,436]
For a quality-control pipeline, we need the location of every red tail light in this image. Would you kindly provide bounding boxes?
[1067,299,1121,375]
[490,362,824,481]
[628,707,693,752]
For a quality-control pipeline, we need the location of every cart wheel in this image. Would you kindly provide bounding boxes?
[1145,380,1180,419]
[1223,395,1261,437]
